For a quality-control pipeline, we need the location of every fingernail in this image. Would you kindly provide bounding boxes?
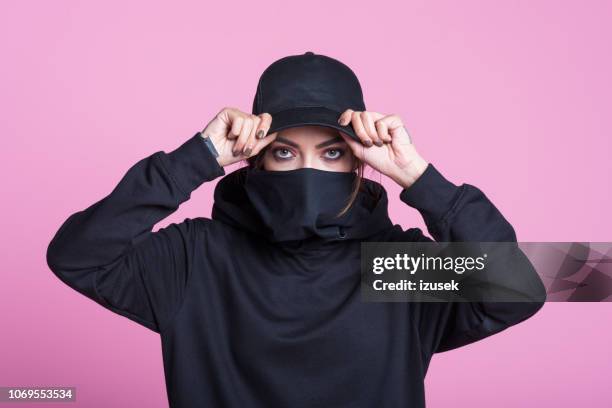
[256,130,264,139]
[338,118,344,125]
[375,140,383,147]
[243,147,252,156]
[232,150,239,157]
[364,140,373,147]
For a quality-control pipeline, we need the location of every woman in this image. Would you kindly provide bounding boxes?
[47,52,546,407]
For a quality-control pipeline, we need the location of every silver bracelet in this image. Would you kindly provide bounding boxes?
[199,131,220,158]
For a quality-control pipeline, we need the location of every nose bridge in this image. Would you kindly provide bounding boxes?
[301,149,315,169]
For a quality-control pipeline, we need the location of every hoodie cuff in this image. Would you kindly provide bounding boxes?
[399,163,463,224]
[160,132,226,196]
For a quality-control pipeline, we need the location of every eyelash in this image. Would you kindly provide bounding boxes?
[271,147,346,161]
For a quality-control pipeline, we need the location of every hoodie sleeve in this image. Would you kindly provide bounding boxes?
[399,163,546,354]
[46,132,226,333]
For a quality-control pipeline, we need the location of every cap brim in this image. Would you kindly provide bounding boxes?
[266,106,361,142]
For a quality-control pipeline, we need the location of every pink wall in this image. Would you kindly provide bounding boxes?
[1,1,610,406]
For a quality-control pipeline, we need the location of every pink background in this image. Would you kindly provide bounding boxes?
[2,1,611,407]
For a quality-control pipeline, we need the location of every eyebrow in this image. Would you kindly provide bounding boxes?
[274,135,345,149]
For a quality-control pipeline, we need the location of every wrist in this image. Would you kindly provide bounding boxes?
[198,131,225,167]
[393,157,429,189]
[162,132,226,194]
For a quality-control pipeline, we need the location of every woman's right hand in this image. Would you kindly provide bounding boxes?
[200,107,277,167]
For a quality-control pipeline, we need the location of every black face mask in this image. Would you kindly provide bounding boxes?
[243,166,357,242]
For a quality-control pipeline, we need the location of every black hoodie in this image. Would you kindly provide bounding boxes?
[46,132,546,407]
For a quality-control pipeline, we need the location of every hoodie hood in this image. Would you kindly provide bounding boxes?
[211,166,394,247]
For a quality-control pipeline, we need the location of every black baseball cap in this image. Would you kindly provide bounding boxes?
[251,51,366,142]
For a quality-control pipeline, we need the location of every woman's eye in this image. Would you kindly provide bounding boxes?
[272,148,294,160]
[324,148,345,160]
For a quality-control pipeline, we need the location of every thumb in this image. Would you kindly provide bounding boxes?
[339,131,365,160]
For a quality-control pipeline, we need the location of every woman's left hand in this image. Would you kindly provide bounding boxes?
[337,109,429,189]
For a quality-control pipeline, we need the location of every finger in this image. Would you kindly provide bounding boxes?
[242,115,261,156]
[367,111,392,144]
[361,111,382,146]
[229,115,243,140]
[251,130,278,156]
[233,115,253,156]
[375,119,392,144]
[380,114,412,145]
[337,109,353,126]
[338,130,365,160]
[351,111,373,147]
[368,111,386,121]
[256,112,272,139]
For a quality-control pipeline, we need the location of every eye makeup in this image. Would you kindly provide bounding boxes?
[270,146,347,162]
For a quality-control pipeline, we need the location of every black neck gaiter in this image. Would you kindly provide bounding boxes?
[243,167,358,242]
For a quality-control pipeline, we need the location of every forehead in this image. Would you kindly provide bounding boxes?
[277,125,342,143]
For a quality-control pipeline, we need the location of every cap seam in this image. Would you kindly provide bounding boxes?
[258,54,298,113]
[270,105,344,115]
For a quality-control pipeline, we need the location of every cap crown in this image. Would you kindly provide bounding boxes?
[252,51,366,115]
